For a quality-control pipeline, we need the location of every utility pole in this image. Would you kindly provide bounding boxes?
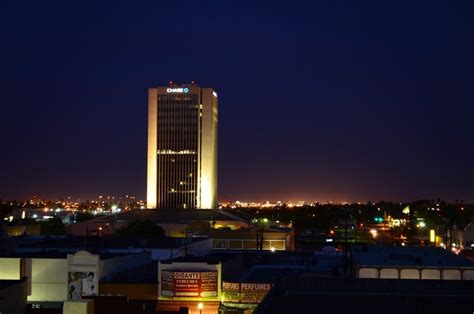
[256,228,264,261]
[343,208,355,276]
[344,209,348,275]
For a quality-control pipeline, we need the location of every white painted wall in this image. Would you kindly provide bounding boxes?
[0,258,21,280]
[358,268,378,278]
[421,269,440,280]
[442,269,461,280]
[462,270,474,280]
[25,258,68,302]
[380,268,398,279]
[400,269,419,279]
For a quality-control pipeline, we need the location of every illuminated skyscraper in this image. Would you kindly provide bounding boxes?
[147,83,218,209]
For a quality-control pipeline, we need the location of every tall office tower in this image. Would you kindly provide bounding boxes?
[147,83,218,209]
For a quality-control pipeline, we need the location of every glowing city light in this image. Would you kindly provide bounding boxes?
[370,229,378,238]
[430,229,435,243]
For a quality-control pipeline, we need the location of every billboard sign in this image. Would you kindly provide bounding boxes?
[161,271,218,298]
[68,271,98,300]
[222,282,272,304]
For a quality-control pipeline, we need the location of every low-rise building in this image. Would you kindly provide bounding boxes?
[10,235,212,261]
[0,250,151,310]
[351,245,474,280]
[210,227,294,252]
[69,209,251,237]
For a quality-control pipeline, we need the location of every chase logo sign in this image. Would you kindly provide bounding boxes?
[166,87,189,93]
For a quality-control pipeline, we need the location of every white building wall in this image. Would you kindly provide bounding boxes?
[442,269,461,280]
[421,269,441,280]
[380,268,399,279]
[400,269,420,279]
[358,268,378,278]
[26,258,68,302]
[0,258,21,280]
[462,270,474,280]
[63,300,94,314]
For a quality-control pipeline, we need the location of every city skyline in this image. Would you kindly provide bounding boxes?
[1,3,474,314]
[1,1,473,202]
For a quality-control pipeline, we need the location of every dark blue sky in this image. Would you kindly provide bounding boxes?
[1,1,473,202]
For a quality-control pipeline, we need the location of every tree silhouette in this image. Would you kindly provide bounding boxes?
[115,220,165,238]
[40,217,66,235]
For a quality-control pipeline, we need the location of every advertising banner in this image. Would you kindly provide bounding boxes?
[161,271,218,298]
[68,272,98,300]
[222,282,272,304]
[221,282,240,303]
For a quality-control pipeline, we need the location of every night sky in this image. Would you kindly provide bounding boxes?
[1,1,473,203]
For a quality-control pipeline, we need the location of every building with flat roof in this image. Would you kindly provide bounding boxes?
[7,235,212,261]
[351,245,474,280]
[0,250,151,307]
[68,209,250,237]
[147,83,218,209]
[210,226,295,252]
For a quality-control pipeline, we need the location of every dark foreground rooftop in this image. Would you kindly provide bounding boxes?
[255,276,474,314]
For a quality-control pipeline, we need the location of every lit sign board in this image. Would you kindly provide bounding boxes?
[161,271,218,298]
[68,271,98,300]
[166,87,189,93]
[222,282,272,304]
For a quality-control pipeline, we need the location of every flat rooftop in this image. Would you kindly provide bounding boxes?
[352,245,474,268]
[161,252,240,264]
[103,209,250,224]
[0,250,141,259]
[256,276,474,314]
[9,235,207,251]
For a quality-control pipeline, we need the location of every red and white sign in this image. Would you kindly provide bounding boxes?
[161,271,218,298]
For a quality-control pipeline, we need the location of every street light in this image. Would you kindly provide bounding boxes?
[198,302,203,314]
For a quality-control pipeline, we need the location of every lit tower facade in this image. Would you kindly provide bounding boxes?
[147,83,218,209]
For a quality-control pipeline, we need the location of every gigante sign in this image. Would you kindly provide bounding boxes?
[161,271,218,298]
